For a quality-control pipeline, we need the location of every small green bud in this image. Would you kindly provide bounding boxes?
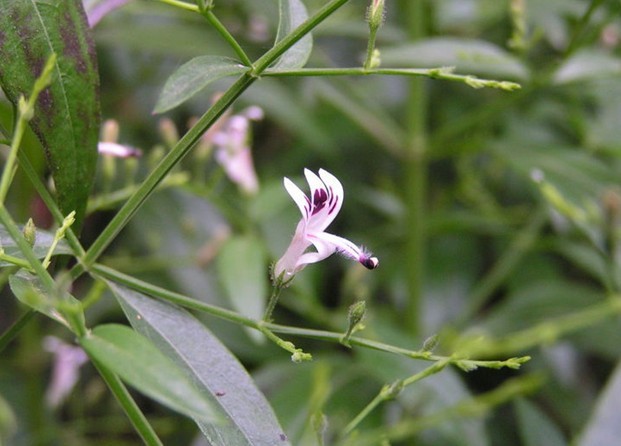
[348,300,366,327]
[367,0,386,31]
[380,379,404,400]
[291,350,312,363]
[341,301,367,347]
[422,334,439,352]
[18,96,34,121]
[23,218,37,248]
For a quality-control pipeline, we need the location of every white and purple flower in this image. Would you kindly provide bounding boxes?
[273,168,378,282]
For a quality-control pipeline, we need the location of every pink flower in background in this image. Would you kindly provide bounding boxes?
[97,141,142,158]
[212,106,263,195]
[273,169,378,282]
[43,336,88,408]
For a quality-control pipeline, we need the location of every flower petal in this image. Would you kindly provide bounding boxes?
[284,177,311,219]
[309,231,379,269]
[304,169,342,232]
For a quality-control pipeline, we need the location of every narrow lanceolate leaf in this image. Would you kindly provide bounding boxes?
[0,0,100,229]
[80,324,220,425]
[271,0,312,70]
[154,56,247,114]
[107,282,290,446]
[0,224,72,267]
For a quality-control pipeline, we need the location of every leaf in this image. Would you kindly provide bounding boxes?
[0,224,72,267]
[9,272,82,329]
[578,361,621,446]
[79,323,220,425]
[381,37,529,80]
[107,282,290,445]
[553,50,621,84]
[217,235,267,334]
[0,0,100,229]
[515,398,567,446]
[154,56,247,113]
[271,0,312,70]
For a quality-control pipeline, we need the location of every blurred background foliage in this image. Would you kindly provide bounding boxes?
[3,0,621,445]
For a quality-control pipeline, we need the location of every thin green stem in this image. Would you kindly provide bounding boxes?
[252,0,350,74]
[17,151,86,258]
[73,0,352,279]
[352,374,542,446]
[91,264,529,369]
[342,358,450,436]
[263,285,283,322]
[0,206,55,290]
[363,29,379,70]
[564,0,605,58]
[460,205,547,323]
[401,0,428,337]
[0,252,33,270]
[262,67,520,90]
[90,357,163,446]
[0,309,36,353]
[0,54,55,203]
[202,10,253,67]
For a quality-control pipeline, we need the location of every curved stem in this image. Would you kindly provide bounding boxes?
[72,0,352,279]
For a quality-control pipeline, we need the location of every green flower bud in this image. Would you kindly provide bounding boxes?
[23,218,36,248]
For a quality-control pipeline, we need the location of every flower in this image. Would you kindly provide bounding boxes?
[273,168,378,282]
[43,336,88,408]
[97,142,142,158]
[212,106,263,195]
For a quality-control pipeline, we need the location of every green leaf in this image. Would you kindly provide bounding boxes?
[515,398,567,446]
[381,37,529,80]
[107,282,290,446]
[0,224,72,267]
[553,50,621,84]
[578,361,621,446]
[9,272,82,329]
[80,323,220,425]
[0,0,100,229]
[154,56,247,113]
[217,234,267,325]
[271,0,313,70]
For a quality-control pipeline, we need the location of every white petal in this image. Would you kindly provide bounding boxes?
[304,169,340,232]
[98,142,141,158]
[284,177,310,219]
[309,231,361,261]
[296,233,336,269]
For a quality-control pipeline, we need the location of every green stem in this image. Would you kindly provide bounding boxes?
[17,151,86,258]
[564,0,605,58]
[0,252,33,270]
[363,29,379,70]
[263,285,283,322]
[202,10,253,67]
[90,357,163,446]
[0,309,36,353]
[262,67,520,90]
[72,0,352,279]
[342,358,450,436]
[401,0,428,337]
[460,205,547,323]
[91,264,529,369]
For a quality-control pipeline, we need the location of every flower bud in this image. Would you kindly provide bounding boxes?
[367,0,385,31]
[23,218,36,248]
